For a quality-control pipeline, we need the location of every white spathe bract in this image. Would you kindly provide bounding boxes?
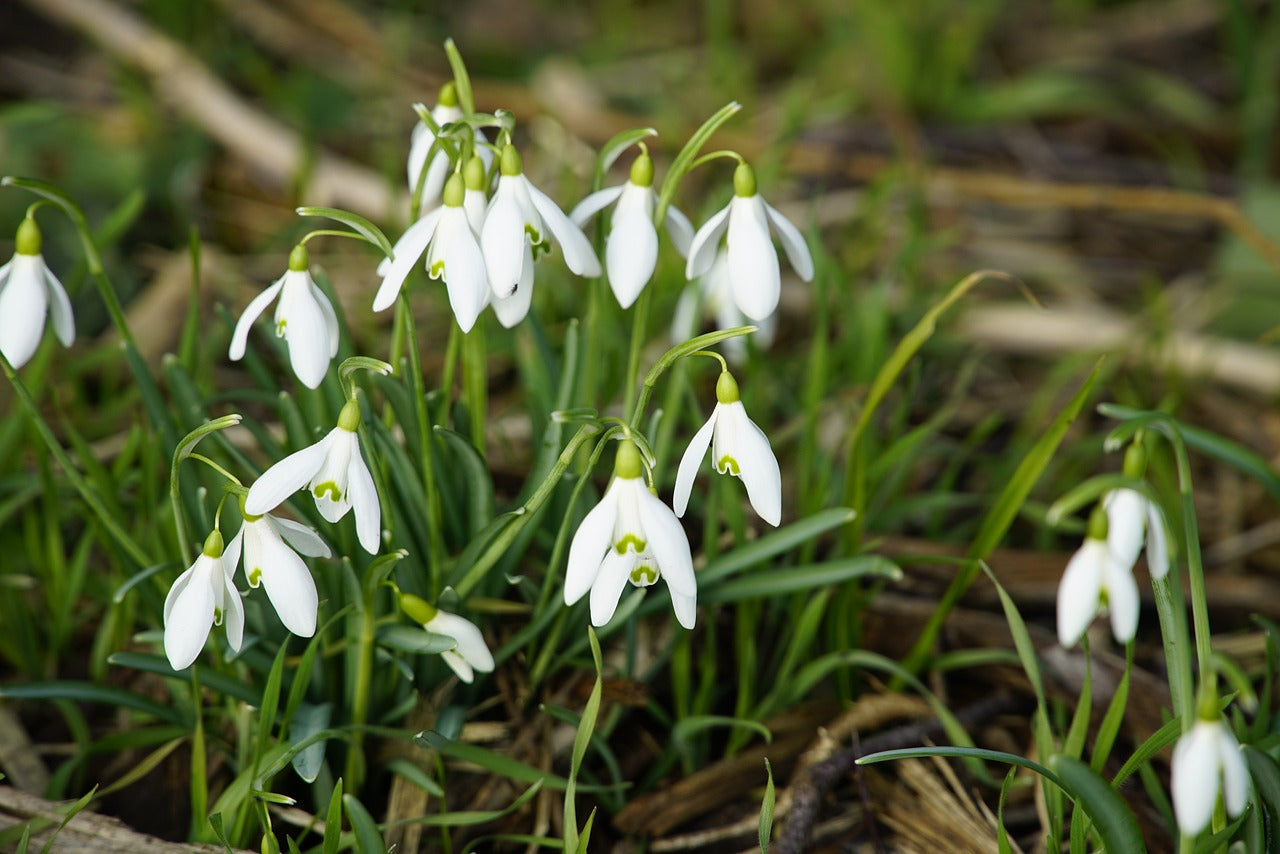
[237,513,330,638]
[481,145,600,327]
[686,164,813,322]
[565,473,697,629]
[228,253,339,389]
[245,403,381,554]
[0,220,75,369]
[1056,537,1140,647]
[374,177,490,332]
[674,376,780,526]
[570,159,693,309]
[425,610,494,683]
[1103,487,1170,579]
[671,248,775,365]
[163,533,243,670]
[1171,718,1250,836]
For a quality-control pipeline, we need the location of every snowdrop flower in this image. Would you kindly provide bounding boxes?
[245,399,381,554]
[569,150,693,308]
[406,82,491,212]
[480,144,601,327]
[685,162,814,322]
[566,441,697,629]
[236,508,331,638]
[674,370,781,526]
[1103,487,1169,579]
[671,248,775,365]
[163,530,243,670]
[229,245,339,389]
[0,217,74,369]
[1171,716,1250,836]
[1056,508,1140,647]
[374,172,490,332]
[400,594,494,684]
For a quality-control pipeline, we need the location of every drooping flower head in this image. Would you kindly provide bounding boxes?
[565,440,697,628]
[229,244,340,389]
[1102,442,1170,579]
[375,172,490,331]
[400,594,495,684]
[235,505,331,638]
[685,162,814,322]
[671,247,776,365]
[570,149,693,308]
[1056,506,1140,647]
[1171,711,1250,836]
[163,529,244,670]
[674,370,781,526]
[407,82,462,212]
[245,398,381,554]
[0,216,75,369]
[480,144,601,327]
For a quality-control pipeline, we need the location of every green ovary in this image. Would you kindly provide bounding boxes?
[716,455,740,475]
[313,481,343,501]
[615,533,646,555]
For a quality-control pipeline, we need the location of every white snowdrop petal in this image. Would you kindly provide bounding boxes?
[1145,502,1170,579]
[490,244,534,328]
[406,122,433,191]
[589,550,634,627]
[606,203,658,308]
[670,591,697,630]
[222,571,244,652]
[1172,723,1219,836]
[428,612,494,674]
[164,563,216,669]
[665,203,695,257]
[43,265,75,347]
[419,152,451,211]
[229,277,284,360]
[374,210,442,312]
[685,203,731,279]
[481,182,528,298]
[762,200,815,282]
[441,649,475,683]
[726,403,782,526]
[569,185,624,227]
[463,189,487,232]
[673,411,717,517]
[313,281,340,359]
[1218,727,1250,818]
[0,257,48,368]
[347,443,381,554]
[222,529,244,579]
[565,485,619,606]
[163,564,197,626]
[727,196,781,322]
[527,180,601,277]
[273,517,331,559]
[1103,488,1146,573]
[634,486,696,598]
[252,523,319,637]
[1056,539,1107,647]
[1104,559,1140,644]
[281,276,333,389]
[245,431,334,516]
[438,213,490,333]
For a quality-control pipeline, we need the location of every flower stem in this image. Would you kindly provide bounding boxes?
[344,585,376,789]
[463,325,486,450]
[397,297,447,590]
[622,288,652,425]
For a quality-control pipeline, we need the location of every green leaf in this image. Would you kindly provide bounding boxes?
[39,785,97,854]
[595,127,657,181]
[564,628,604,852]
[443,38,476,116]
[385,758,444,797]
[759,758,776,853]
[256,642,289,762]
[1048,755,1146,853]
[322,778,344,854]
[111,562,177,604]
[700,556,900,604]
[289,703,331,784]
[672,715,773,747]
[699,508,856,585]
[1245,746,1280,845]
[343,794,384,854]
[383,780,544,829]
[108,652,258,705]
[296,206,393,258]
[415,732,618,794]
[436,426,495,537]
[0,680,181,724]
[996,767,1017,854]
[376,626,456,655]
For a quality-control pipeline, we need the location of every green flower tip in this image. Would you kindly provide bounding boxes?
[443,172,466,207]
[202,529,225,558]
[1122,441,1146,478]
[715,370,740,404]
[438,81,458,108]
[337,398,362,432]
[499,144,523,177]
[733,161,757,198]
[400,592,438,625]
[464,155,487,191]
[614,439,643,480]
[288,244,309,272]
[1086,504,1109,541]
[15,217,41,256]
[629,152,654,188]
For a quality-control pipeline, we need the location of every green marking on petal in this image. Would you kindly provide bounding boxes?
[430,259,445,278]
[524,223,543,245]
[276,319,287,337]
[629,564,659,585]
[615,533,647,555]
[248,568,262,587]
[213,607,224,626]
[313,481,343,501]
[716,455,741,476]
